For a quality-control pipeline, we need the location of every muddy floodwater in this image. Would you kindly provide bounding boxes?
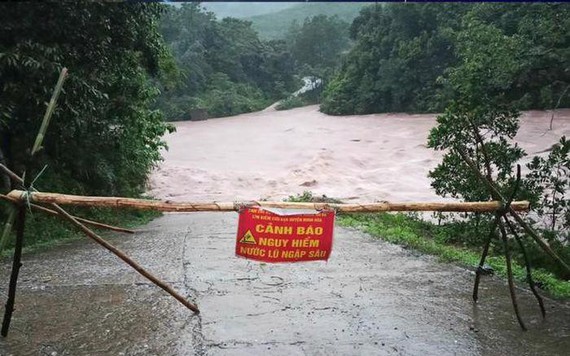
[1,107,570,355]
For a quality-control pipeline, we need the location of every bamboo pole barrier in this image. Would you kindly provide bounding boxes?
[0,194,135,234]
[1,68,67,337]
[457,150,570,274]
[0,164,134,234]
[6,190,530,213]
[49,203,199,314]
[0,155,198,316]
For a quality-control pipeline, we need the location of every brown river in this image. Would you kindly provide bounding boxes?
[1,106,570,355]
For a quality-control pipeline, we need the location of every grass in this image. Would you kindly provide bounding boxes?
[0,203,160,258]
[338,212,570,299]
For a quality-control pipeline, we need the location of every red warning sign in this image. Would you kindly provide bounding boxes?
[236,207,335,263]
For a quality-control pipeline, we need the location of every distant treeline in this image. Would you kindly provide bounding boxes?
[157,3,350,121]
[321,3,570,115]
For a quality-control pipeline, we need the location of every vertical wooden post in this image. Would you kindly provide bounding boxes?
[1,205,26,336]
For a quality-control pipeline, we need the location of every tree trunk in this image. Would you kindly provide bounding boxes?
[0,146,10,194]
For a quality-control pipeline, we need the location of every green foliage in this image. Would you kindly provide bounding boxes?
[464,3,570,110]
[425,2,529,205]
[276,96,307,111]
[288,15,350,74]
[339,213,570,298]
[0,2,174,197]
[321,3,570,115]
[285,191,342,204]
[0,3,173,249]
[527,137,570,236]
[321,3,468,115]
[157,3,297,120]
[427,102,524,202]
[199,74,270,118]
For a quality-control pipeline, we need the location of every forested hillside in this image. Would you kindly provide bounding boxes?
[321,2,570,115]
[157,3,351,120]
[202,2,295,19]
[248,2,372,40]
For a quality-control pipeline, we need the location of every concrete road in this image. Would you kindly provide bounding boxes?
[1,213,570,355]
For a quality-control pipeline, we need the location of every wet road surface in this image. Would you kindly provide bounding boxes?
[1,213,569,355]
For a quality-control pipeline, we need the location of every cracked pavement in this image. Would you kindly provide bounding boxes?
[1,212,570,355]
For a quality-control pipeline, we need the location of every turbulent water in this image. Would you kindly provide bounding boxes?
[149,106,570,203]
[1,106,570,355]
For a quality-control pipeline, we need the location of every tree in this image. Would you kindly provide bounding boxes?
[0,2,173,197]
[156,3,298,120]
[465,3,570,110]
[288,15,350,74]
[321,3,570,115]
[428,12,527,204]
[321,3,470,115]
[526,137,570,236]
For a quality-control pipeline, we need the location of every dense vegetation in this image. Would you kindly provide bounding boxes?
[316,2,570,287]
[423,3,570,281]
[0,2,171,246]
[156,3,298,120]
[321,3,570,115]
[158,3,351,121]
[287,15,350,78]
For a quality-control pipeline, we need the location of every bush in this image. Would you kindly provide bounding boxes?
[276,96,306,111]
[200,85,270,118]
[285,191,342,203]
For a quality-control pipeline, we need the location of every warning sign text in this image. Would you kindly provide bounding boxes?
[235,208,335,263]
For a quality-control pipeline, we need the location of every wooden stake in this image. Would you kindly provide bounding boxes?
[1,205,26,336]
[472,215,499,303]
[0,194,134,234]
[498,220,527,331]
[0,206,16,253]
[6,190,531,213]
[1,68,68,337]
[504,216,546,319]
[458,150,570,274]
[31,68,68,156]
[49,203,199,314]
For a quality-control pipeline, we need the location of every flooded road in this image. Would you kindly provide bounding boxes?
[1,106,570,354]
[1,213,570,355]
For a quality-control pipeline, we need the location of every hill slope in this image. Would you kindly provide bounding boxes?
[201,2,296,19]
[248,2,375,40]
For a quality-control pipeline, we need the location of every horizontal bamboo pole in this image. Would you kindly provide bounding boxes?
[7,190,530,213]
[0,164,134,233]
